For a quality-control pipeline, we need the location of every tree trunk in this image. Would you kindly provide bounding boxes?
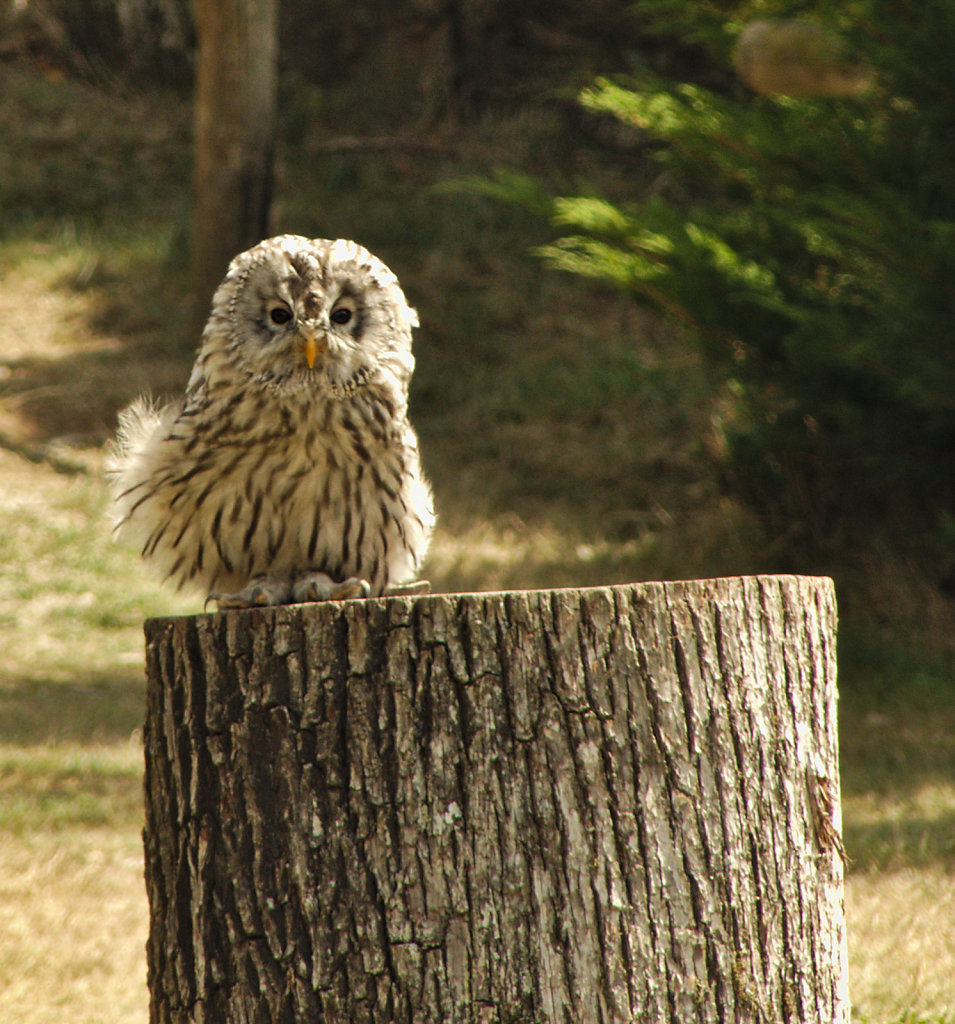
[143,575,849,1024]
[191,0,277,325]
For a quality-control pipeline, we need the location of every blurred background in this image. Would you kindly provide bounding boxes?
[0,1,953,1020]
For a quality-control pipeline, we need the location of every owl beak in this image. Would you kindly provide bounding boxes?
[303,331,327,369]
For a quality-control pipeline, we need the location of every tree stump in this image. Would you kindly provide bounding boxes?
[143,575,848,1024]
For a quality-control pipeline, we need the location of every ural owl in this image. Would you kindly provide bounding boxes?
[107,235,435,608]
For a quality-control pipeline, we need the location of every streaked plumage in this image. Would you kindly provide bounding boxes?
[107,235,434,607]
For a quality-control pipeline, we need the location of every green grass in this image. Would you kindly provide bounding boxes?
[839,635,955,875]
[0,745,143,832]
[0,55,954,1024]
[0,454,193,684]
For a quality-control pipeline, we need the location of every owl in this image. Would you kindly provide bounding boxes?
[107,235,435,608]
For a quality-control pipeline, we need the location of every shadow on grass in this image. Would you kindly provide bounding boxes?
[839,713,955,802]
[0,241,192,449]
[0,344,190,447]
[0,674,145,746]
[0,674,146,831]
[844,810,955,874]
[838,632,955,796]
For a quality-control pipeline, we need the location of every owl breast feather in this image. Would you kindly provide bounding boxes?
[108,384,434,597]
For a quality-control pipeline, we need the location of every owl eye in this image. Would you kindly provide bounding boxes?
[330,307,353,326]
[269,306,293,325]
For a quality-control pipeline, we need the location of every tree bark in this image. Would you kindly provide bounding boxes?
[191,0,277,325]
[143,575,849,1024]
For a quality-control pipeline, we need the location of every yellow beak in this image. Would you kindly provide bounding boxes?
[303,332,326,369]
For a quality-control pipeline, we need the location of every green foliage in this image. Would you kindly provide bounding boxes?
[534,0,955,558]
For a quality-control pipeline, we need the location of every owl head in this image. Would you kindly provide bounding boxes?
[198,235,419,398]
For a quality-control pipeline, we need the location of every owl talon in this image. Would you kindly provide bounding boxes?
[333,577,372,600]
[207,578,293,610]
[292,573,371,603]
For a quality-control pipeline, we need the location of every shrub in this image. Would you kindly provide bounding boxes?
[522,1,955,563]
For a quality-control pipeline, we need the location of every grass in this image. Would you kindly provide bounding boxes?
[0,55,953,1024]
[848,870,955,1023]
[839,641,955,1022]
[0,825,147,1024]
[0,449,190,1024]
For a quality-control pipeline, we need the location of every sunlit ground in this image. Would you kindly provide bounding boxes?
[1,56,954,1024]
[0,450,953,1022]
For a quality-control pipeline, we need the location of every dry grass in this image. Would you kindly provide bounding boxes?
[0,447,182,1024]
[0,826,147,1024]
[1,56,954,1024]
[0,747,146,1024]
[848,870,955,1021]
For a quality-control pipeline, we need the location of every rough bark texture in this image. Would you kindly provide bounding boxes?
[143,575,848,1024]
[191,0,277,322]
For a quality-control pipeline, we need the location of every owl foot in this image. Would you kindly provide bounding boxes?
[383,580,431,596]
[206,577,293,610]
[292,572,371,603]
